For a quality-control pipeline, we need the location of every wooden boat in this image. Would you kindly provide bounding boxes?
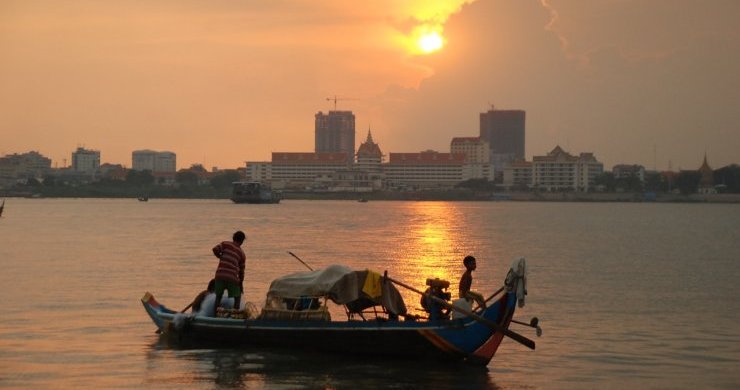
[230,181,281,204]
[141,264,535,365]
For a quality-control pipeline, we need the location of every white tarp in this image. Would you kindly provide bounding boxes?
[266,264,407,315]
[267,264,359,303]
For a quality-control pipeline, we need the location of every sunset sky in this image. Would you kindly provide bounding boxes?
[2,0,739,171]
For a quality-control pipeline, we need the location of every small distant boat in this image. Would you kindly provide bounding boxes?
[358,198,368,203]
[138,196,149,202]
[231,181,281,204]
[0,199,4,217]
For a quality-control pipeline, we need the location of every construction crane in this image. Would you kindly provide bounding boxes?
[326,95,358,110]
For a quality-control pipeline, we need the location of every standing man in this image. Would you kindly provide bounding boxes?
[212,230,247,316]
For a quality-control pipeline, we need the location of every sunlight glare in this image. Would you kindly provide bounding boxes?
[418,31,444,54]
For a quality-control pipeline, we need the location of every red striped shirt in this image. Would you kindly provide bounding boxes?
[213,241,246,284]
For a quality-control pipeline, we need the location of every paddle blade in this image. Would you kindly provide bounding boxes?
[506,328,536,350]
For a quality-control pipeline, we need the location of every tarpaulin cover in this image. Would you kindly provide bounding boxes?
[266,264,407,315]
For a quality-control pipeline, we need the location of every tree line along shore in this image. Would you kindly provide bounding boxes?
[1,167,738,203]
[2,188,738,203]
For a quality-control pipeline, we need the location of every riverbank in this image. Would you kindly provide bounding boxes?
[282,191,740,203]
[504,192,740,203]
[2,188,739,203]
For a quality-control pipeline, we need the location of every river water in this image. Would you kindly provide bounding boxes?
[0,198,738,389]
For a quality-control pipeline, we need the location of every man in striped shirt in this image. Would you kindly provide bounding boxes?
[212,230,247,316]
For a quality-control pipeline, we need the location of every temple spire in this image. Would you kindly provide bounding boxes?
[700,151,711,171]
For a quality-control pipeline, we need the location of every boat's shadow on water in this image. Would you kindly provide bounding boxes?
[146,335,502,389]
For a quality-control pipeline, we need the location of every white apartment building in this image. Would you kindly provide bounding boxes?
[384,151,467,189]
[71,147,100,174]
[450,137,490,163]
[271,152,351,189]
[503,160,533,189]
[451,137,495,181]
[245,161,272,182]
[532,146,603,191]
[132,150,176,173]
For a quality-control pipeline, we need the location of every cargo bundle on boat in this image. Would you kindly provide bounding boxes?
[141,260,538,365]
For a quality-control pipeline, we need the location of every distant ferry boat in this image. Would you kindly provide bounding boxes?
[230,181,281,204]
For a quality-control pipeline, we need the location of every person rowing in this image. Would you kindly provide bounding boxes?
[211,230,247,317]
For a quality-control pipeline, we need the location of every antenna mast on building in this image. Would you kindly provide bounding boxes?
[653,144,657,171]
[326,95,357,110]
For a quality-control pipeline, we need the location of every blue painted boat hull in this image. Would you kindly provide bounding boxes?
[141,292,517,365]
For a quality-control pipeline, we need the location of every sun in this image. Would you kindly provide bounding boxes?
[418,31,444,54]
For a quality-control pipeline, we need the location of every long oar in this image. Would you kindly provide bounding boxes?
[387,276,535,350]
[287,251,314,271]
[512,317,543,337]
[512,317,539,328]
[472,286,506,313]
[483,286,506,304]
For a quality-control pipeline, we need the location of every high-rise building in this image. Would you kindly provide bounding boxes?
[479,107,525,173]
[315,111,355,161]
[72,147,100,174]
[132,150,176,173]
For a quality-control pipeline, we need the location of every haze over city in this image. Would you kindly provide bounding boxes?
[2,0,738,171]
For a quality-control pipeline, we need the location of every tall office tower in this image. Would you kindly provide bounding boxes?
[315,111,355,161]
[71,147,100,174]
[479,107,525,173]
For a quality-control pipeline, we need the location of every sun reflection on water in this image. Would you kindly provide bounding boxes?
[389,202,468,303]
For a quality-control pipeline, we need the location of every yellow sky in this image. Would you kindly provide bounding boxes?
[1,0,739,170]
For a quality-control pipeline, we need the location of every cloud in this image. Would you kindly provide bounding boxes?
[370,0,740,169]
[1,0,738,169]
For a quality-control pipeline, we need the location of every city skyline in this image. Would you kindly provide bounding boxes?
[1,123,733,173]
[2,1,739,171]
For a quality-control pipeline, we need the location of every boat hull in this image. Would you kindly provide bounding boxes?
[230,197,280,204]
[230,181,281,204]
[142,292,516,365]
